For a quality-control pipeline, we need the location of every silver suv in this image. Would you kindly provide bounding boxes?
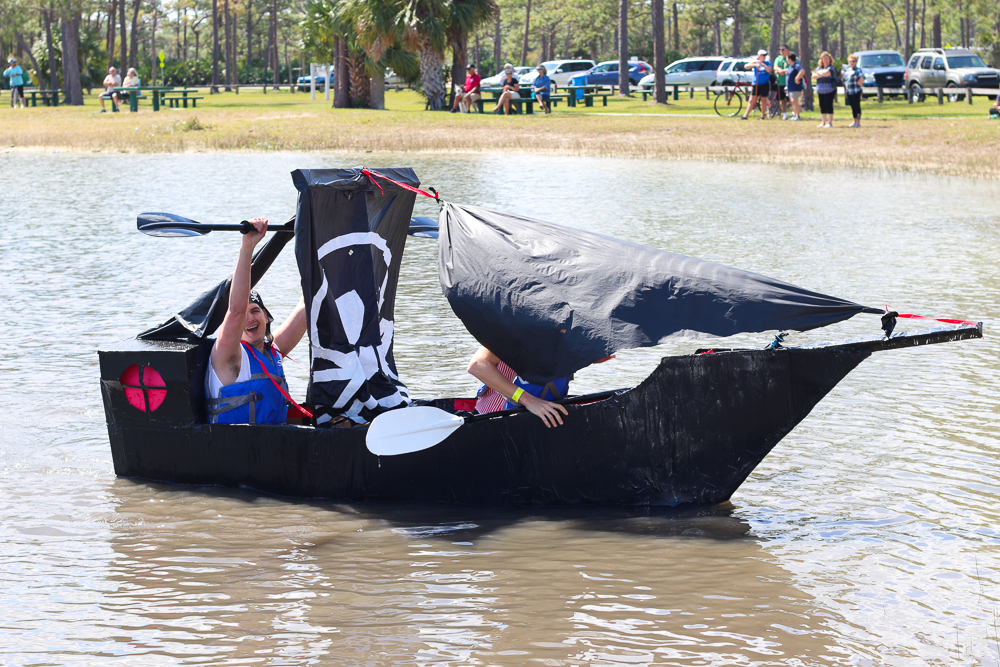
[905,48,1000,101]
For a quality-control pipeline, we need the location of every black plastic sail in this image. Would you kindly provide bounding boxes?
[438,202,882,384]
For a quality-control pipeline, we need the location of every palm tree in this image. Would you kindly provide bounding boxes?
[446,0,497,108]
[397,0,448,110]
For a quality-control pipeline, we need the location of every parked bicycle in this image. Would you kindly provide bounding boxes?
[713,80,750,117]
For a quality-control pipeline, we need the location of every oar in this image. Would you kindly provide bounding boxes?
[366,389,623,456]
[136,212,295,237]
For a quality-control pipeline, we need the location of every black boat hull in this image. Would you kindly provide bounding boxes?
[98,324,981,505]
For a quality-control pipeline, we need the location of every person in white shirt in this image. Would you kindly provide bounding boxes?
[100,66,122,113]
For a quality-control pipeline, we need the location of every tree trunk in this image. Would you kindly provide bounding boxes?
[150,7,158,84]
[731,0,741,58]
[450,30,468,108]
[839,17,845,59]
[16,32,43,85]
[61,13,84,104]
[494,10,501,70]
[348,49,369,107]
[419,38,445,109]
[129,0,140,68]
[564,22,571,58]
[617,0,629,95]
[107,0,117,68]
[798,0,812,111]
[672,2,679,52]
[932,13,941,48]
[335,36,349,108]
[652,0,666,103]
[520,0,531,66]
[246,0,252,71]
[370,67,385,109]
[223,0,232,88]
[904,0,911,57]
[714,19,721,55]
[920,0,926,47]
[43,7,58,89]
[768,0,783,61]
[211,0,220,92]
[119,0,127,69]
[475,31,481,72]
[540,32,547,62]
[819,21,828,55]
[271,0,279,86]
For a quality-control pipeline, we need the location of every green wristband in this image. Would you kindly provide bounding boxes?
[511,388,524,404]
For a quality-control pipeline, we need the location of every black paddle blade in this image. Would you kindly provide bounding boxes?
[137,212,209,237]
[408,216,439,238]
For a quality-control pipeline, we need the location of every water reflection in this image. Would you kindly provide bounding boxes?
[102,482,857,665]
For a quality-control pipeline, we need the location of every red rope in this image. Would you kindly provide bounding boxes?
[362,169,439,200]
[242,341,314,418]
[886,306,977,327]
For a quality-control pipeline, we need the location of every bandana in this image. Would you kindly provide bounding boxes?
[248,290,274,341]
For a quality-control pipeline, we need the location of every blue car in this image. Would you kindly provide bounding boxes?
[854,50,907,90]
[569,60,653,88]
[297,74,330,91]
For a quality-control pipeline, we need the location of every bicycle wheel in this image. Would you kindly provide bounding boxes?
[714,90,743,117]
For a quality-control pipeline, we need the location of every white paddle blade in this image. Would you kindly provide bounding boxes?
[366,406,465,456]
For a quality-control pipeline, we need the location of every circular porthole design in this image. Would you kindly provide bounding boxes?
[120,363,167,412]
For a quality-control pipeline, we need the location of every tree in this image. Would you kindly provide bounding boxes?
[447,0,497,108]
[768,0,783,60]
[398,0,448,109]
[617,0,628,95]
[211,0,220,91]
[652,0,665,102]
[798,0,812,111]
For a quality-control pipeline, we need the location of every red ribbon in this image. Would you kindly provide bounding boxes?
[242,341,314,418]
[362,168,440,200]
[887,307,977,327]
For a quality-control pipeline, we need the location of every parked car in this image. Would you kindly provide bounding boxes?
[518,59,595,92]
[905,47,1000,101]
[297,74,329,91]
[479,66,534,88]
[711,57,756,86]
[853,50,907,92]
[568,60,653,88]
[638,57,725,90]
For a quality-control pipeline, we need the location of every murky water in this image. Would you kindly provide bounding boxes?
[2,151,998,666]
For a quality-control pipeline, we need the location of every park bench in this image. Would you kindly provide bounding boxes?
[475,89,565,114]
[23,89,66,107]
[565,86,613,108]
[163,90,204,108]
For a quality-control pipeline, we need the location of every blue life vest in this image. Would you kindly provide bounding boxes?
[504,376,571,410]
[206,342,289,424]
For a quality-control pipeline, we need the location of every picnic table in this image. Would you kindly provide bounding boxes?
[111,85,174,112]
[162,89,204,108]
[478,88,566,114]
[565,85,614,107]
[22,89,66,107]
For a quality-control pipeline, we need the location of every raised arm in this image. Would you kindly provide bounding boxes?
[210,217,267,386]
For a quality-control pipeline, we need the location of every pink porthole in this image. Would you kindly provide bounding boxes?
[120,363,167,412]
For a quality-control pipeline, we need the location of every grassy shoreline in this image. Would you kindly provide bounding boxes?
[3,89,999,178]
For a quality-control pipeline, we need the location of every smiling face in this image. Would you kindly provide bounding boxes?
[242,302,269,347]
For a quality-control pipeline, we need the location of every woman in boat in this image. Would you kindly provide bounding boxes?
[205,217,307,424]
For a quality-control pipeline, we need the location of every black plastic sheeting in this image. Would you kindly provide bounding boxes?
[439,202,883,384]
[292,168,417,424]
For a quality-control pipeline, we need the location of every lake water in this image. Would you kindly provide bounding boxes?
[2,151,999,666]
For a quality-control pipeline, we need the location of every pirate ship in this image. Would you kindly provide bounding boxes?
[98,167,982,505]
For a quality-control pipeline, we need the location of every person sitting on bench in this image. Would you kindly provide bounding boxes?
[99,67,121,113]
[491,64,521,116]
[114,68,140,110]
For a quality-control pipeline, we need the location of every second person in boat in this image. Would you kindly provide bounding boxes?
[467,346,613,427]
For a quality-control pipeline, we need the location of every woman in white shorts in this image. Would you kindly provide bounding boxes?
[491,63,521,115]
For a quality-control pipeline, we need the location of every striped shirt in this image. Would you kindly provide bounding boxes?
[475,361,517,414]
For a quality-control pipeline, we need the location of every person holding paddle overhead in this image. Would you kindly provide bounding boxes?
[205,217,308,424]
[468,346,614,428]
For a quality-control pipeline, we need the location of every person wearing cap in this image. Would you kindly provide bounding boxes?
[99,66,122,113]
[450,63,481,113]
[3,57,26,109]
[532,64,552,114]
[741,50,772,120]
[205,217,308,424]
[490,63,521,115]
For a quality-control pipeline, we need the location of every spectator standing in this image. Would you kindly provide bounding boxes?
[843,54,865,128]
[785,53,806,120]
[813,51,836,127]
[4,57,26,109]
[773,45,790,120]
[451,63,481,113]
[532,64,552,114]
[490,63,521,116]
[741,50,772,120]
[114,68,141,111]
[99,66,122,113]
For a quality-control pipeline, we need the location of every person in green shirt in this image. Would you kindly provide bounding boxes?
[773,45,790,120]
